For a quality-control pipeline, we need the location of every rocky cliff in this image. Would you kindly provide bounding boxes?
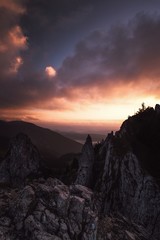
[93,105,160,239]
[0,105,160,239]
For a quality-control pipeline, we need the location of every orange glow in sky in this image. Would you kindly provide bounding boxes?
[1,94,159,132]
[10,56,23,73]
[9,26,27,49]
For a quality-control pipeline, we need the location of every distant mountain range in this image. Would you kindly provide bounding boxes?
[0,120,82,167]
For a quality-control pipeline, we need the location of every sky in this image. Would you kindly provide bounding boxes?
[1,0,160,133]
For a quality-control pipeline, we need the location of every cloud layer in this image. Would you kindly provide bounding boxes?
[1,4,160,113]
[57,13,160,99]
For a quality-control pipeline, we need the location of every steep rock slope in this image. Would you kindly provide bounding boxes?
[93,105,160,239]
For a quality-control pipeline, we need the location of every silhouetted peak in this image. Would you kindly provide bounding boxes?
[75,134,95,187]
[11,132,32,147]
[81,134,93,152]
[86,134,92,144]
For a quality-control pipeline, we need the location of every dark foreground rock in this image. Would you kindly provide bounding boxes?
[97,214,149,240]
[0,177,150,240]
[0,178,97,240]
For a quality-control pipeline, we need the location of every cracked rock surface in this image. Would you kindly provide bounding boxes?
[0,178,97,240]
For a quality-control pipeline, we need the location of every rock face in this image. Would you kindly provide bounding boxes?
[75,135,94,187]
[0,178,97,240]
[97,214,148,240]
[0,133,41,187]
[94,106,160,239]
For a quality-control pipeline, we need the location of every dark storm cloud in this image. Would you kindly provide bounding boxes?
[0,73,57,109]
[20,0,94,69]
[20,0,160,69]
[57,13,160,96]
[1,0,160,111]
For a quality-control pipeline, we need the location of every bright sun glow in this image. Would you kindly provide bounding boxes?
[27,96,160,123]
[1,95,159,132]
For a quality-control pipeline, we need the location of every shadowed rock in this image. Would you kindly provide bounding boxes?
[0,133,42,187]
[95,105,160,239]
[0,178,97,240]
[75,135,95,187]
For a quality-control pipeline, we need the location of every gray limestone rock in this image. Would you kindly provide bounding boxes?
[0,178,97,240]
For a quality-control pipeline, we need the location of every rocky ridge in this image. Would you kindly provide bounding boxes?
[74,104,160,239]
[0,105,160,239]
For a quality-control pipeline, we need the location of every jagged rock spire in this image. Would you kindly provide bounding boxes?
[86,134,92,143]
[75,134,95,187]
[0,133,42,187]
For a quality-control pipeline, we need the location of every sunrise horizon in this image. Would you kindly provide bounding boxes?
[0,101,159,134]
[1,0,160,135]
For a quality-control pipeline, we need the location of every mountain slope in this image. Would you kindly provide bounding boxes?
[0,120,82,167]
[1,106,160,239]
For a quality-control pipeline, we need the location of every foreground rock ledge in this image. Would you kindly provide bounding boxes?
[0,178,97,240]
[0,177,149,240]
